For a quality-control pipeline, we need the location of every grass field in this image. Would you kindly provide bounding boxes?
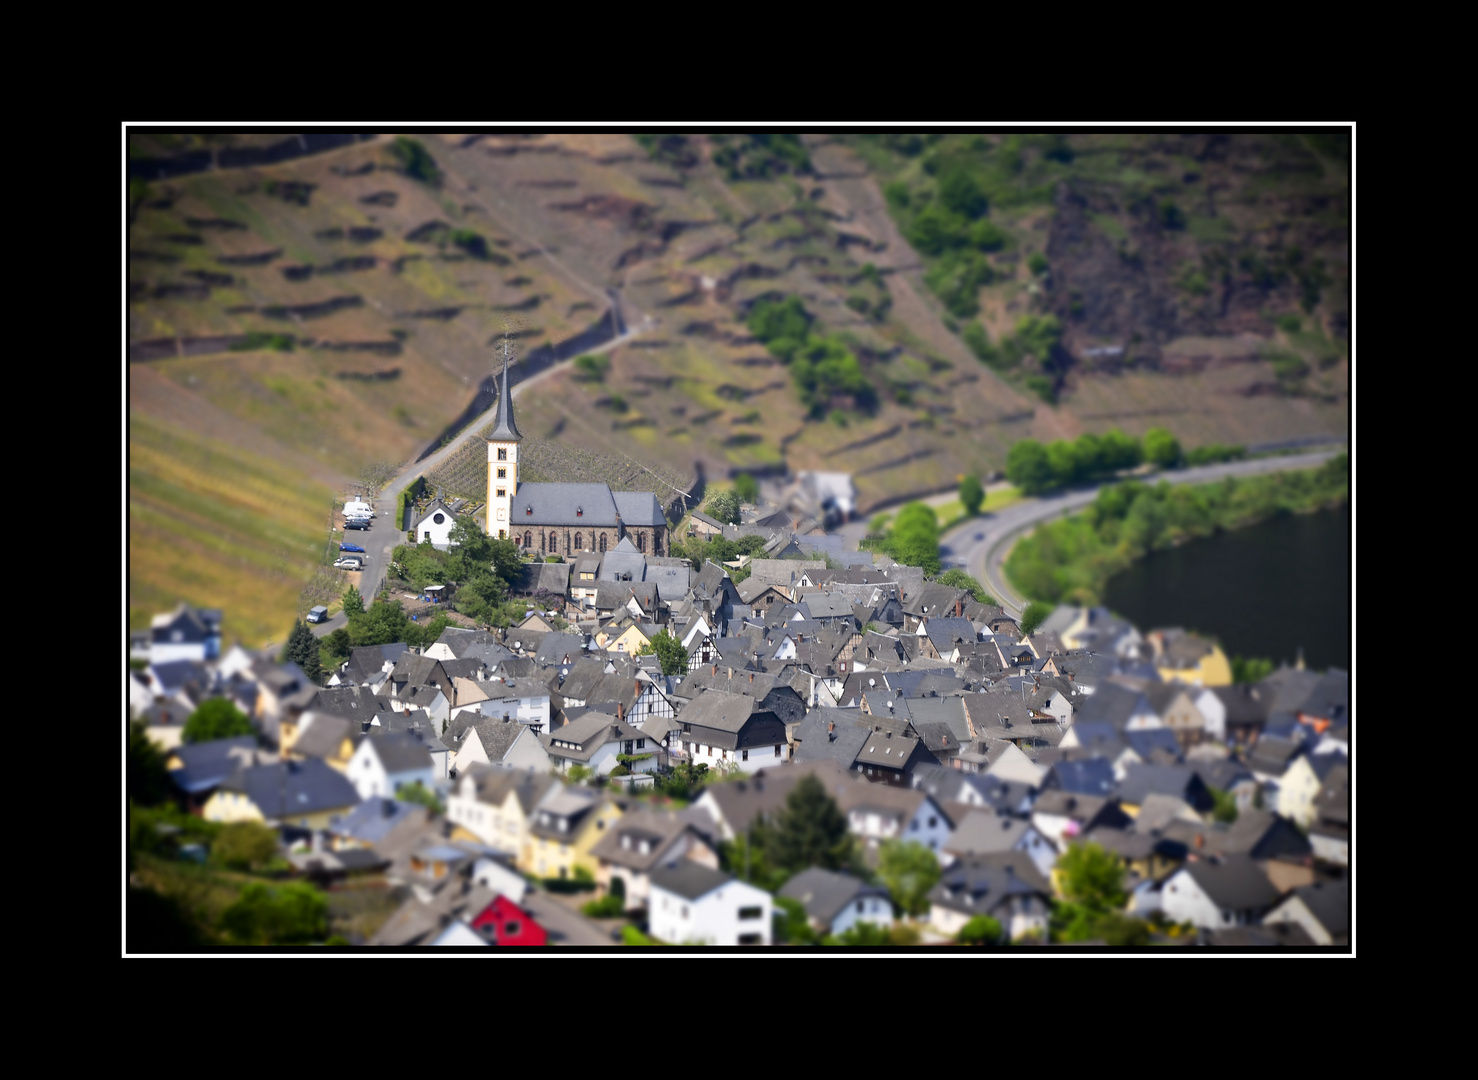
[129,413,335,647]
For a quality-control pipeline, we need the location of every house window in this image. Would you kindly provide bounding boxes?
[775,745,782,757]
[497,468,507,479]
[505,921,521,935]
[742,749,749,761]
[498,448,508,461]
[857,901,865,913]
[424,531,431,540]
[738,906,763,920]
[637,739,645,749]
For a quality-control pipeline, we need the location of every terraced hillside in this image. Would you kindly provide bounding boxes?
[128,131,1348,647]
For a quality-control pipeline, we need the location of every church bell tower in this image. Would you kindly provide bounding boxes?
[487,353,522,539]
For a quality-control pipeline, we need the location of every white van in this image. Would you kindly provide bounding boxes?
[306,605,330,624]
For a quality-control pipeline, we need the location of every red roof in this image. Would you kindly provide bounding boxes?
[471,894,548,946]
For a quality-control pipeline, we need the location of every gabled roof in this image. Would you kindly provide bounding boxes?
[929,853,1052,916]
[327,797,421,845]
[650,862,736,902]
[944,810,1039,857]
[779,867,888,925]
[516,483,623,527]
[293,714,356,759]
[1284,880,1349,940]
[360,731,434,773]
[168,737,259,794]
[1180,854,1280,912]
[221,759,360,818]
[588,809,697,871]
[410,497,459,533]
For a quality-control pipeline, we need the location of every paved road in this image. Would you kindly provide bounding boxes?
[937,450,1344,619]
[311,321,649,637]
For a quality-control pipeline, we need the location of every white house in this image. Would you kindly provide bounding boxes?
[1160,856,1281,930]
[540,713,660,778]
[778,867,892,939]
[346,732,435,800]
[648,863,772,945]
[471,854,530,902]
[147,604,222,664]
[410,498,460,551]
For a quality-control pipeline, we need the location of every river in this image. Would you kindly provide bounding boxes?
[1102,505,1350,671]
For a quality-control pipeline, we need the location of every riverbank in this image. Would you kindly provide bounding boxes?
[1004,454,1349,606]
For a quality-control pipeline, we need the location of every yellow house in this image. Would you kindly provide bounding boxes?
[525,790,623,881]
[446,766,557,856]
[201,759,360,830]
[286,713,358,772]
[604,623,654,656]
[1151,629,1232,687]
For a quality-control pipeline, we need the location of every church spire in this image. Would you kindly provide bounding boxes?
[489,351,522,442]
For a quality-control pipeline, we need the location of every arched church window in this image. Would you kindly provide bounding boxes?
[599,534,607,552]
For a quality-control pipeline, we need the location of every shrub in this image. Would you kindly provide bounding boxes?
[211,822,280,871]
[1020,601,1052,635]
[391,137,440,185]
[957,915,1003,944]
[582,894,626,918]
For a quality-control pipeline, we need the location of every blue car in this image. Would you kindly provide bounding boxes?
[340,543,366,553]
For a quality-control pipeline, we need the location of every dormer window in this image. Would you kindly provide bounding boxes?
[526,506,533,515]
[576,507,583,517]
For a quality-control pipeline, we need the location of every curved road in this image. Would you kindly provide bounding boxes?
[937,450,1344,619]
[311,314,652,636]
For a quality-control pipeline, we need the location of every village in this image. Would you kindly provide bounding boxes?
[127,371,1349,949]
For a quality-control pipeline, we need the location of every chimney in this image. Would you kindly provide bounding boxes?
[617,702,625,723]
[728,667,733,680]
[955,598,962,618]
[749,672,754,683]
[712,664,718,676]
[1195,833,1204,849]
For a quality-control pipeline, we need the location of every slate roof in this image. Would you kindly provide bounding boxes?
[793,711,871,769]
[1117,764,1211,811]
[327,797,421,845]
[489,356,521,440]
[292,714,356,759]
[1285,880,1349,941]
[362,731,435,773]
[588,809,696,872]
[944,810,1040,857]
[514,483,625,528]
[779,867,889,926]
[929,853,1053,916]
[541,713,644,762]
[221,758,360,819]
[1049,758,1118,797]
[1181,854,1280,912]
[650,862,735,902]
[168,737,259,794]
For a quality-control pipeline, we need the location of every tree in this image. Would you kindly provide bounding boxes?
[773,896,818,944]
[935,569,990,603]
[763,775,854,875]
[1057,841,1127,911]
[957,915,1003,944]
[220,882,328,945]
[705,489,740,525]
[1020,601,1052,635]
[889,502,941,575]
[211,821,280,871]
[959,474,984,516]
[342,585,364,618]
[283,619,323,683]
[395,781,444,814]
[1144,427,1183,469]
[823,922,892,946]
[733,473,760,505]
[182,698,255,744]
[1232,656,1275,684]
[646,629,689,676]
[390,136,440,185]
[1006,439,1056,495]
[876,839,941,917]
[128,721,173,806]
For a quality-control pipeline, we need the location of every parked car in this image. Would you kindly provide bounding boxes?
[306,606,330,624]
[340,543,366,553]
[333,557,363,569]
[344,517,371,530]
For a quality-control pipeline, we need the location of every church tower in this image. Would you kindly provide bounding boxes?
[487,355,522,539]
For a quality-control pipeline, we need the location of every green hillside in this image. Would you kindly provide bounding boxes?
[128,131,1349,646]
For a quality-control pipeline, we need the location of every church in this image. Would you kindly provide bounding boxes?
[486,360,669,558]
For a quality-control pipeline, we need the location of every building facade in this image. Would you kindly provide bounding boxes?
[486,359,668,557]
